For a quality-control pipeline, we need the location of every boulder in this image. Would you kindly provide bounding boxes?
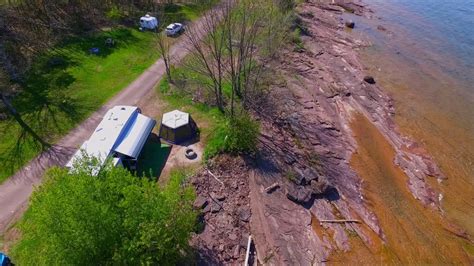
[231,181,238,190]
[240,232,250,247]
[345,21,355,29]
[289,169,306,185]
[203,204,211,213]
[211,191,227,201]
[310,179,329,195]
[210,201,222,213]
[286,185,313,204]
[302,168,319,184]
[193,196,208,209]
[363,76,376,84]
[238,209,251,222]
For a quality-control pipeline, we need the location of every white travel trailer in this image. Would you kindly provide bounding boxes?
[139,14,158,30]
[66,106,156,173]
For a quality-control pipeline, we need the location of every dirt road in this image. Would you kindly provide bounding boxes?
[0,7,215,234]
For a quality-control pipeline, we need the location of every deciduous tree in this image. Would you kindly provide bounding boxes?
[12,158,197,265]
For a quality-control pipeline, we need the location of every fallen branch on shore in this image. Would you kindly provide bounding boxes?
[264,182,280,193]
[207,169,224,186]
[319,219,361,224]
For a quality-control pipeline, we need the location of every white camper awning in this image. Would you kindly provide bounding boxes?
[114,113,156,159]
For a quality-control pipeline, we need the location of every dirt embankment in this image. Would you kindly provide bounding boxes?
[192,0,473,264]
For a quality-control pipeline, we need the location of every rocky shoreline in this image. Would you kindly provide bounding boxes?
[190,0,470,264]
[254,0,449,260]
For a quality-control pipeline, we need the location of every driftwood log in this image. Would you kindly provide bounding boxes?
[319,219,361,224]
[264,183,280,193]
[207,169,224,186]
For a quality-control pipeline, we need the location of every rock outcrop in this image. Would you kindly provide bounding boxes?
[247,0,445,263]
[190,156,252,264]
[192,0,446,264]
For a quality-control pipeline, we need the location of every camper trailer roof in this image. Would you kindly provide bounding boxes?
[66,106,156,170]
[140,14,156,21]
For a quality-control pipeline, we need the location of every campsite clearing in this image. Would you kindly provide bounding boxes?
[0,3,215,183]
[0,2,224,235]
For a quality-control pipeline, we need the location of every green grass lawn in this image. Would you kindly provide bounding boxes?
[137,140,171,178]
[157,69,225,155]
[0,28,159,183]
[0,3,216,183]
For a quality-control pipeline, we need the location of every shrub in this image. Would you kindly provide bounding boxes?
[106,5,124,21]
[285,170,298,183]
[159,76,171,93]
[291,28,305,52]
[11,159,197,265]
[204,112,260,159]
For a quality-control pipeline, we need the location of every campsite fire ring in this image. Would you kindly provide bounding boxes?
[185,148,197,160]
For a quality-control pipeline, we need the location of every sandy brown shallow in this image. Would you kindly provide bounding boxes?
[360,39,474,239]
[349,113,471,264]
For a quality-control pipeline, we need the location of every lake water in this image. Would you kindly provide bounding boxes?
[362,0,474,85]
[348,0,474,244]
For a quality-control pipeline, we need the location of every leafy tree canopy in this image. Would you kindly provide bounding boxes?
[11,159,197,265]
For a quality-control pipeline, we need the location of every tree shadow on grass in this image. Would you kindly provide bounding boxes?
[137,134,172,179]
[164,3,183,13]
[61,28,140,58]
[0,54,80,176]
[0,27,146,179]
[16,56,82,132]
[0,118,77,182]
[163,3,194,24]
[15,28,142,127]
[0,122,41,179]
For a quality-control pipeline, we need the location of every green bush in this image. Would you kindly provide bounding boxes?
[106,5,124,21]
[159,76,171,93]
[11,159,197,265]
[291,28,305,51]
[204,112,260,159]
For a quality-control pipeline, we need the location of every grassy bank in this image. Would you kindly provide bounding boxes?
[157,65,260,163]
[157,74,225,154]
[0,3,215,183]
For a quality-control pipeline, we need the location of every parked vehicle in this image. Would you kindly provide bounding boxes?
[0,253,12,266]
[165,23,184,36]
[139,14,158,30]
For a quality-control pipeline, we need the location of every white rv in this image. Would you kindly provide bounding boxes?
[139,14,158,30]
[66,106,156,173]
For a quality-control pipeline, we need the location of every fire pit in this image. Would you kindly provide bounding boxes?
[185,148,197,160]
